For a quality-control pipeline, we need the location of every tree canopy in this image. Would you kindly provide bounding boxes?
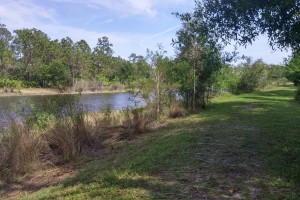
[200,0,300,52]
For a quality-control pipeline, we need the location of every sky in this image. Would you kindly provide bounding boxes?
[0,0,291,64]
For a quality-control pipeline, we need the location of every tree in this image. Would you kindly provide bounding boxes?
[12,28,50,82]
[200,0,300,52]
[92,36,114,80]
[60,37,78,86]
[146,45,176,117]
[75,40,92,80]
[39,62,71,88]
[173,11,223,109]
[128,53,150,79]
[0,24,13,76]
[286,53,300,86]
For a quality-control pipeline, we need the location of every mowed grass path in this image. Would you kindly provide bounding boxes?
[17,87,300,199]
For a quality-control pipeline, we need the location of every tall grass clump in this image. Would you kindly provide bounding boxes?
[168,103,186,119]
[0,120,42,182]
[122,106,155,135]
[45,109,94,162]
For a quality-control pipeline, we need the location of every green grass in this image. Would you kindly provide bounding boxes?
[10,86,300,199]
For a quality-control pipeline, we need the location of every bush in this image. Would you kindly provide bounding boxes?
[0,79,23,90]
[210,65,240,94]
[122,107,155,135]
[286,53,300,86]
[237,59,268,93]
[0,120,42,182]
[295,87,300,103]
[169,104,185,119]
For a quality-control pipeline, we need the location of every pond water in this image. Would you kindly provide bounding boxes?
[0,92,144,131]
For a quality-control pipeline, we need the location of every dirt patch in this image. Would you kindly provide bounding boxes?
[2,166,77,199]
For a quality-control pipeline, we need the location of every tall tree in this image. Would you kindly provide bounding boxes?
[0,24,13,75]
[146,45,176,117]
[173,11,223,109]
[92,36,114,79]
[75,39,92,80]
[13,28,50,81]
[129,53,150,79]
[60,37,77,86]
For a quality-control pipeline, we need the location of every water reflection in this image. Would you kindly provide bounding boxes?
[0,92,145,131]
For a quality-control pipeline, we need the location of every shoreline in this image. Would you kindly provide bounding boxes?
[0,88,128,97]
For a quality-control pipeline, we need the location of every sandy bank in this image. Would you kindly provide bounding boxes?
[0,88,127,97]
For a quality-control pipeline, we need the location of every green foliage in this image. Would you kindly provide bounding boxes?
[237,59,268,93]
[295,87,300,102]
[143,45,179,118]
[201,0,300,52]
[0,79,23,89]
[0,24,13,73]
[267,64,288,86]
[0,22,152,90]
[173,10,223,109]
[286,53,300,86]
[39,62,71,88]
[13,98,55,129]
[210,65,240,94]
[13,95,80,129]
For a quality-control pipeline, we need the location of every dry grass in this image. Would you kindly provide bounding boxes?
[45,112,95,163]
[169,104,186,119]
[121,107,156,136]
[0,120,42,182]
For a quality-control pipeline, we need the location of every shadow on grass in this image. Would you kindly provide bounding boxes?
[21,87,300,199]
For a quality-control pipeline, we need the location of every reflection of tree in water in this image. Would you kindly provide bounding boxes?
[12,95,82,129]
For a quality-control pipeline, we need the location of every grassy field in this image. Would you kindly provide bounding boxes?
[5,86,300,199]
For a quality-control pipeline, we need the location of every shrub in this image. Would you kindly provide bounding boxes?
[0,79,23,90]
[45,119,77,162]
[169,104,185,119]
[122,107,155,135]
[210,65,240,94]
[295,87,300,103]
[0,120,42,182]
[286,53,300,86]
[237,59,268,93]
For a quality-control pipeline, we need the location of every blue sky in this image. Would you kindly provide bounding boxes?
[0,0,291,64]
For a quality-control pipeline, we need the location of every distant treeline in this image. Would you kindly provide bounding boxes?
[0,23,151,90]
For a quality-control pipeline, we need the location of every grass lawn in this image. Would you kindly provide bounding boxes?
[7,86,300,199]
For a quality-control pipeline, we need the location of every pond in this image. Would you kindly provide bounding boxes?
[0,92,145,131]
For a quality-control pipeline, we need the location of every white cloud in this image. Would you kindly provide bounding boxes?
[0,0,58,28]
[0,1,153,58]
[51,0,190,18]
